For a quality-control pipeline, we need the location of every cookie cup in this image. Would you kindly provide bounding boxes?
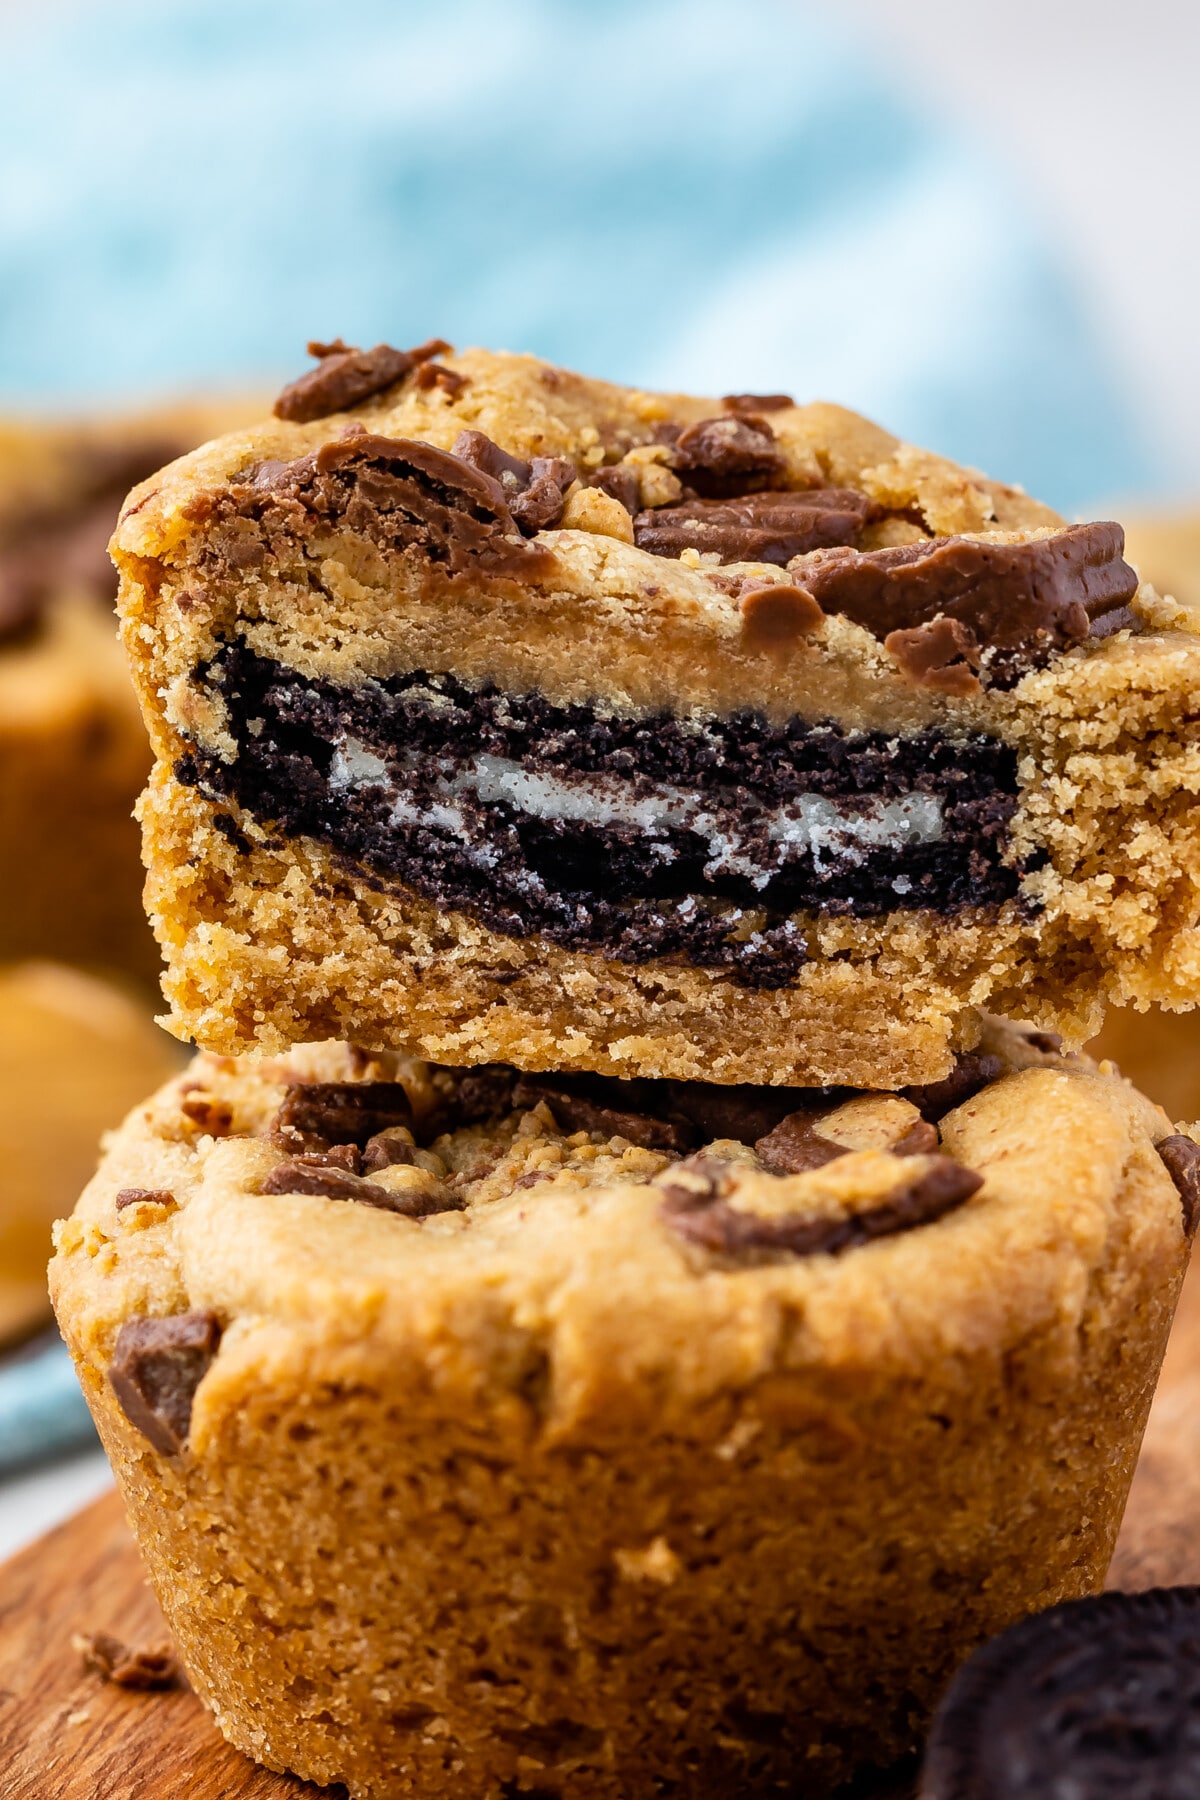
[51,1043,1192,1798]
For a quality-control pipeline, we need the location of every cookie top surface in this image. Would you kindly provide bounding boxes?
[921,1587,1200,1799]
[51,1018,1190,1444]
[110,343,1200,741]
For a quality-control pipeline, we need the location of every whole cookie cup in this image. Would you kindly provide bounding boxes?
[51,1025,1195,1797]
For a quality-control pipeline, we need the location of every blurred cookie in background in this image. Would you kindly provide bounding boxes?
[1088,1008,1200,1130]
[1124,510,1200,613]
[0,961,185,1347]
[0,399,262,983]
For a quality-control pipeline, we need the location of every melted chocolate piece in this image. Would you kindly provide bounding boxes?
[634,489,873,564]
[797,522,1139,682]
[738,582,825,650]
[361,1127,419,1172]
[1158,1135,1200,1236]
[273,338,449,423]
[114,1187,176,1211]
[721,393,795,413]
[919,1586,1200,1799]
[204,431,556,582]
[672,415,788,497]
[511,1074,696,1154]
[451,429,576,534]
[900,1054,1009,1123]
[661,1157,982,1262]
[585,462,641,516]
[755,1111,847,1174]
[414,361,470,398]
[884,617,982,696]
[262,1154,462,1218]
[271,1080,413,1154]
[109,1311,222,1455]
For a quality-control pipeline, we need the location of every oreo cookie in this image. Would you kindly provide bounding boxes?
[920,1587,1200,1797]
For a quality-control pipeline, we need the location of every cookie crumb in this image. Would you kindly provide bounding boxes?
[73,1629,180,1690]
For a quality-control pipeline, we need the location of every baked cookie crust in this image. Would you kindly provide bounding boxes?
[112,345,1200,1082]
[51,1020,1195,1796]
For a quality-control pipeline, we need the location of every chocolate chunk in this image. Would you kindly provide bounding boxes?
[179,1093,234,1136]
[663,1157,981,1262]
[114,1187,176,1211]
[1158,1135,1200,1237]
[261,1155,462,1218]
[795,522,1139,682]
[109,1311,221,1455]
[755,1112,848,1175]
[414,361,470,398]
[512,1074,696,1154]
[671,415,788,497]
[920,1586,1200,1800]
[444,1063,520,1130]
[892,1118,941,1157]
[452,429,576,534]
[585,463,641,516]
[1088,601,1141,640]
[271,1080,414,1153]
[721,393,795,413]
[362,1127,418,1172]
[883,616,982,696]
[273,338,450,423]
[900,1053,1008,1122]
[225,431,555,581]
[1019,1028,1063,1054]
[74,1630,180,1691]
[634,489,873,565]
[738,582,825,650]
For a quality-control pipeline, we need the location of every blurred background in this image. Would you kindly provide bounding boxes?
[1,0,1198,1552]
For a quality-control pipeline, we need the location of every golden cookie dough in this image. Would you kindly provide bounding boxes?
[0,399,261,982]
[111,346,1200,1085]
[0,962,184,1345]
[51,1019,1194,1797]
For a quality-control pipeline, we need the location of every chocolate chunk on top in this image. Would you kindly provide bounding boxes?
[452,429,576,534]
[217,430,556,582]
[671,415,788,497]
[273,338,450,423]
[795,521,1139,682]
[721,393,795,414]
[634,489,874,565]
[919,1586,1200,1800]
[108,1311,221,1456]
[512,1074,696,1154]
[261,1154,462,1218]
[271,1080,414,1153]
[662,1157,982,1263]
[1158,1135,1200,1236]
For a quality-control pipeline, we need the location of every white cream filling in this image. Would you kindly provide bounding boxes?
[328,737,944,889]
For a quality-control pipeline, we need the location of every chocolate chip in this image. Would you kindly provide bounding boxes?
[114,1187,176,1211]
[179,1094,234,1136]
[273,338,450,423]
[74,1630,180,1691]
[883,616,982,696]
[662,1157,982,1263]
[1158,1136,1200,1237]
[721,393,795,413]
[795,522,1139,683]
[413,361,470,398]
[1021,1028,1064,1054]
[452,429,576,534]
[109,1312,221,1456]
[261,1155,462,1218]
[634,489,872,565]
[900,1053,1008,1122]
[361,1127,418,1172]
[438,1063,519,1131]
[892,1118,941,1157]
[271,1080,414,1154]
[585,463,641,516]
[921,1587,1200,1800]
[671,415,788,497]
[755,1111,848,1175]
[512,1074,695,1154]
[738,582,824,650]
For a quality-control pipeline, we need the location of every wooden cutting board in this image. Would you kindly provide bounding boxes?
[3,1259,1198,1800]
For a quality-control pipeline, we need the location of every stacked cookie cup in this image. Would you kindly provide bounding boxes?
[51,343,1200,1797]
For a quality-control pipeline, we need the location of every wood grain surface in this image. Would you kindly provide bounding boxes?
[1,1258,1196,1799]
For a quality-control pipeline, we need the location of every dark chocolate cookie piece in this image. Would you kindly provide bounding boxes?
[920,1587,1200,1799]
